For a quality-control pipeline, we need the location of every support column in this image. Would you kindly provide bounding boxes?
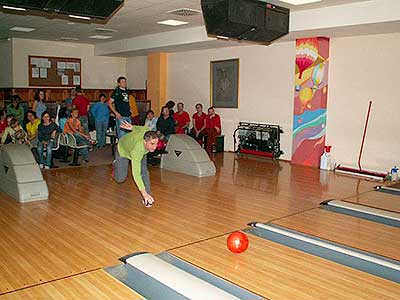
[147,53,168,115]
[292,37,330,167]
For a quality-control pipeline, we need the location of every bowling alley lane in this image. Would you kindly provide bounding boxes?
[272,208,400,261]
[170,234,400,300]
[344,190,400,213]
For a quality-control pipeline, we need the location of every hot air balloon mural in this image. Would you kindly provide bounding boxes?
[296,38,318,79]
[312,62,325,93]
[292,37,330,167]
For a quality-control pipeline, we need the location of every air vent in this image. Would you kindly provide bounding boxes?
[95,27,117,33]
[168,8,201,17]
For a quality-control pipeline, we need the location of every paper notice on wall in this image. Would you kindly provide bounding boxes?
[62,75,69,85]
[66,62,75,69]
[57,62,66,69]
[73,75,80,86]
[42,60,51,68]
[39,68,47,78]
[32,67,39,78]
[73,63,80,72]
[31,58,40,66]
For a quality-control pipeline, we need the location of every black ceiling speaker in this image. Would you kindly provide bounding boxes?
[201,0,289,44]
[0,0,124,19]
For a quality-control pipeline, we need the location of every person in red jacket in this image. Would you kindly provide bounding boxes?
[173,102,190,134]
[72,86,90,133]
[205,107,221,153]
[191,103,207,145]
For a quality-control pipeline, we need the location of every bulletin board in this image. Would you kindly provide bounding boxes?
[28,55,82,87]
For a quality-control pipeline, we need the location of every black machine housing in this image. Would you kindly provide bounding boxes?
[201,0,290,44]
[0,0,123,19]
[233,122,284,158]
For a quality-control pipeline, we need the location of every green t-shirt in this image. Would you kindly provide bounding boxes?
[111,87,131,117]
[118,126,150,191]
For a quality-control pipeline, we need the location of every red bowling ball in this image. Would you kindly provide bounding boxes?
[227,231,249,253]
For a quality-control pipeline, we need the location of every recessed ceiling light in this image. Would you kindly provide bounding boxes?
[279,0,321,4]
[2,5,26,11]
[157,19,189,26]
[10,27,35,32]
[69,14,91,20]
[89,35,113,40]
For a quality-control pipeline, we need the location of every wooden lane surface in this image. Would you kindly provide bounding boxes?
[0,153,376,293]
[272,208,400,260]
[0,270,142,300]
[218,154,377,201]
[171,234,400,300]
[344,190,400,213]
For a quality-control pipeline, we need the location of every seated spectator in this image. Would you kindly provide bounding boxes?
[156,106,175,141]
[64,87,76,117]
[90,93,110,148]
[37,111,61,169]
[10,118,30,146]
[1,115,15,144]
[205,107,221,153]
[58,107,68,132]
[7,95,24,122]
[174,102,190,134]
[0,110,6,138]
[144,110,157,131]
[165,100,175,117]
[25,110,40,148]
[33,89,47,119]
[190,103,207,145]
[64,108,91,163]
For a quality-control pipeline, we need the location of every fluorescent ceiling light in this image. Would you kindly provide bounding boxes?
[157,19,188,26]
[279,0,321,4]
[3,5,26,11]
[10,26,35,32]
[89,35,113,40]
[69,14,91,20]
[216,35,229,40]
[59,37,79,41]
[95,28,117,33]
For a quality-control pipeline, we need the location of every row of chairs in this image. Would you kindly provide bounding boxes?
[52,133,89,166]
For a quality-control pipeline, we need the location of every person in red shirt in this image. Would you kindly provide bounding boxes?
[0,110,7,138]
[190,103,207,145]
[205,107,221,153]
[72,86,90,133]
[173,102,190,134]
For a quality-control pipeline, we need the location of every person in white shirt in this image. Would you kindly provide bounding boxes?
[144,110,157,131]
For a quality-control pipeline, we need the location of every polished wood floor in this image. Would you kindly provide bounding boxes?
[0,152,396,298]
[0,270,142,300]
[171,233,400,300]
[345,190,400,213]
[273,208,400,260]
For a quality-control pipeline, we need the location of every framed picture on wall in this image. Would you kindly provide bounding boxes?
[210,58,239,108]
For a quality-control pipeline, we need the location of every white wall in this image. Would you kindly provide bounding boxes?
[0,39,13,87]
[168,32,400,171]
[168,42,296,160]
[327,33,400,171]
[12,38,126,89]
[126,56,147,89]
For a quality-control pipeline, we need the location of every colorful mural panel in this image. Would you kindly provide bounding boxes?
[292,37,330,167]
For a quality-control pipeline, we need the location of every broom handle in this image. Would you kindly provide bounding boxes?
[358,100,372,170]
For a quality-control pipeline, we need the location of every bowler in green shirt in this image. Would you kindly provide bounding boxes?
[113,122,159,207]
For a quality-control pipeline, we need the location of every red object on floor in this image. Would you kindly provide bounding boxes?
[335,165,386,178]
[239,149,273,158]
[227,231,249,254]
